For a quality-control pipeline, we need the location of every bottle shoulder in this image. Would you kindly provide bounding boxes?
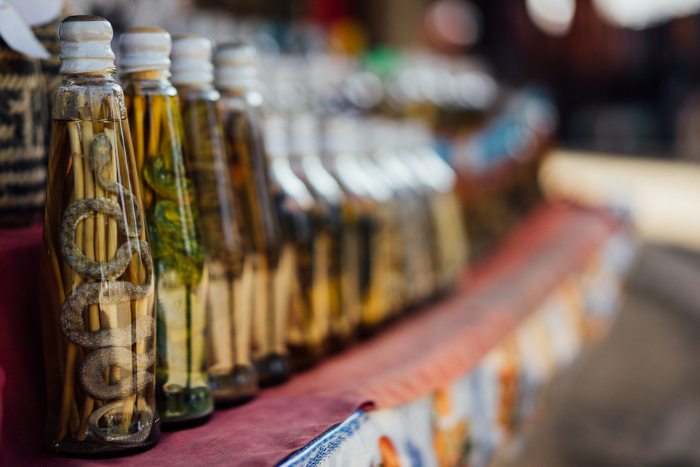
[122,79,178,97]
[218,90,263,112]
[54,75,126,121]
[178,86,221,104]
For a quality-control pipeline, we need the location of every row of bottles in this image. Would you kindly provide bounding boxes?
[39,15,468,457]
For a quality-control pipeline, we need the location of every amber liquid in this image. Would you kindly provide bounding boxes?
[430,191,468,293]
[374,154,436,309]
[220,94,290,386]
[40,78,159,455]
[124,84,212,425]
[326,156,394,333]
[178,89,257,403]
[290,156,361,350]
[406,148,468,291]
[269,158,330,369]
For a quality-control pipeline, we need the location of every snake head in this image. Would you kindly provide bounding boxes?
[89,132,113,172]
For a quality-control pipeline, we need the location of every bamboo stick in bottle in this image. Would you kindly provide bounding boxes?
[121,28,212,426]
[214,41,291,386]
[39,15,159,456]
[172,34,258,404]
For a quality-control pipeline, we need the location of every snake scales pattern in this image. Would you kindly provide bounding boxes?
[60,132,156,445]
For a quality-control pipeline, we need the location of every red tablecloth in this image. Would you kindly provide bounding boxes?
[0,203,617,466]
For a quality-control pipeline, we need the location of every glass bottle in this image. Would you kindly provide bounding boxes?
[264,113,330,370]
[215,42,291,386]
[322,116,396,334]
[120,28,212,426]
[355,121,407,322]
[370,118,436,309]
[288,112,361,351]
[39,16,159,456]
[400,121,468,294]
[172,35,257,404]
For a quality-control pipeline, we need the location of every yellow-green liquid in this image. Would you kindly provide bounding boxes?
[124,86,212,424]
[178,89,257,403]
[220,94,291,385]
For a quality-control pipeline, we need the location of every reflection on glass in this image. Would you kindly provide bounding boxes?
[174,35,257,404]
[216,41,291,386]
[40,17,159,456]
[122,32,211,425]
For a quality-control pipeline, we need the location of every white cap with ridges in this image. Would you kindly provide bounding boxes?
[214,41,258,90]
[58,15,115,74]
[119,27,172,75]
[170,35,214,85]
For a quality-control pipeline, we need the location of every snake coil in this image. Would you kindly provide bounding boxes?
[60,132,155,445]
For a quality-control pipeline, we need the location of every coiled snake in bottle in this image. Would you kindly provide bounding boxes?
[60,132,155,445]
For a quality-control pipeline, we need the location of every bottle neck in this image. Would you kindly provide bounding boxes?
[219,86,249,97]
[120,70,173,90]
[62,69,117,83]
[175,82,216,95]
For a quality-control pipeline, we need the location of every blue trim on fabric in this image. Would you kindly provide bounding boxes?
[277,410,367,467]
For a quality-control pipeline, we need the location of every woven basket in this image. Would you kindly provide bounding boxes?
[0,39,47,227]
[0,14,62,228]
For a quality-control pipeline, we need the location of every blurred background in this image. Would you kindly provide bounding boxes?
[45,0,700,158]
[6,0,700,465]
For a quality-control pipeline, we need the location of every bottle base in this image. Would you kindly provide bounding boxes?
[44,421,161,458]
[211,364,259,406]
[160,410,213,431]
[288,345,324,372]
[157,384,214,429]
[255,353,292,387]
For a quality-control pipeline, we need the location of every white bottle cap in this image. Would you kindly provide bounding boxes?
[170,34,214,86]
[119,27,172,75]
[58,15,115,74]
[214,41,258,91]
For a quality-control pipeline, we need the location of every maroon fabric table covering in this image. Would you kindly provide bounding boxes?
[0,203,617,466]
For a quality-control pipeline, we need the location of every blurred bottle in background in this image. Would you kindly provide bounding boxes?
[321,116,397,333]
[370,118,436,308]
[287,111,361,351]
[262,112,331,369]
[215,41,292,386]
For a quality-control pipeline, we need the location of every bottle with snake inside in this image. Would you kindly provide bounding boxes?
[321,116,398,335]
[172,35,257,405]
[215,42,292,386]
[120,28,212,427]
[263,113,331,370]
[287,112,362,352]
[39,16,160,456]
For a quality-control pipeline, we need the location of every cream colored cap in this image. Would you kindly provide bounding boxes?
[59,15,115,74]
[119,27,172,75]
[170,35,214,85]
[214,41,257,90]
